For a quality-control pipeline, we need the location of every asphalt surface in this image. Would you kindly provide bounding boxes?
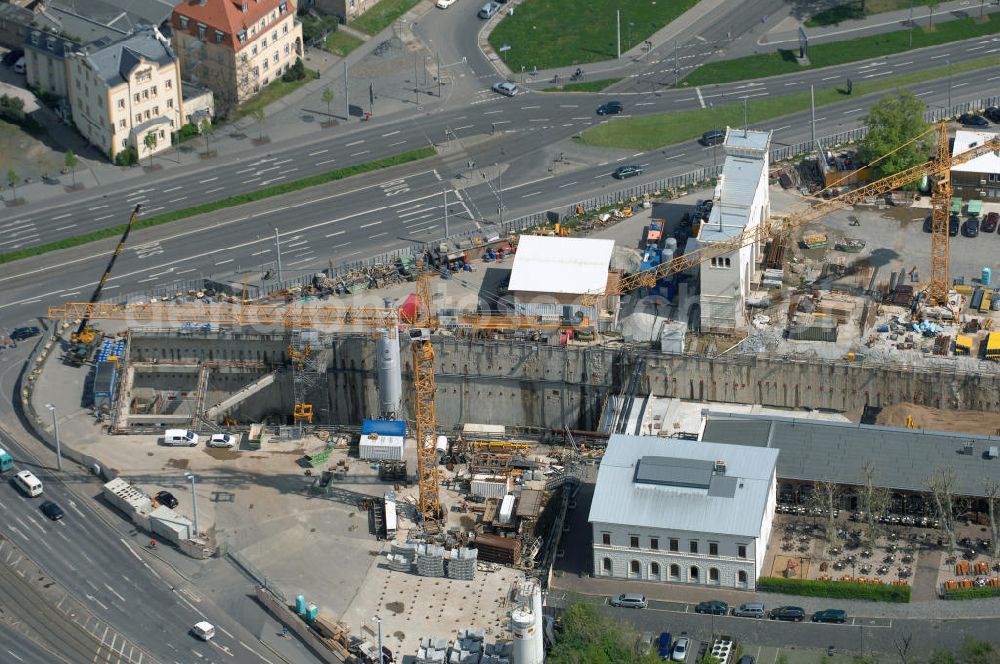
[0,620,68,664]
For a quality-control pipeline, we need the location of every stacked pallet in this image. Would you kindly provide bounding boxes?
[388,541,417,572]
[447,547,478,581]
[416,637,449,664]
[415,543,446,577]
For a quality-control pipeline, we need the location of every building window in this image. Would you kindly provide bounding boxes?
[144,110,150,120]
[602,533,611,546]
[602,558,612,574]
[279,0,288,12]
[121,138,127,148]
[283,23,288,34]
[118,99,125,109]
[669,538,678,552]
[709,542,718,556]
[142,89,148,99]
[167,99,173,109]
[242,54,249,63]
[650,537,659,550]
[284,43,290,55]
[709,568,720,584]
[119,119,126,128]
[197,24,206,40]
[158,130,164,139]
[135,113,141,123]
[272,30,278,40]
[737,544,747,559]
[669,564,680,580]
[134,93,140,103]
[689,541,698,554]
[262,37,268,48]
[737,570,748,586]
[165,79,172,89]
[689,566,699,582]
[262,60,268,71]
[629,535,639,549]
[252,45,258,56]
[629,560,640,578]
[179,16,189,29]
[215,30,225,43]
[152,85,157,96]
[238,30,247,44]
[650,562,660,579]
[153,106,159,115]
[273,52,279,64]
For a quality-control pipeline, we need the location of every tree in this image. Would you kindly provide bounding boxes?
[64,149,79,189]
[895,633,914,664]
[858,91,932,184]
[928,2,939,28]
[7,169,20,201]
[929,466,959,554]
[985,479,1000,560]
[547,602,660,664]
[252,108,266,142]
[143,131,157,168]
[199,118,214,154]
[960,636,1000,664]
[858,461,890,547]
[322,86,334,120]
[809,479,841,551]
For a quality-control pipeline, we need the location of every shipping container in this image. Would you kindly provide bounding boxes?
[986,332,1000,361]
[474,532,519,565]
[471,473,511,498]
[92,361,117,410]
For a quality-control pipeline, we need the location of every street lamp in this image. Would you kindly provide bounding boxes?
[947,59,952,111]
[44,404,63,472]
[628,22,635,51]
[373,615,384,664]
[184,472,200,538]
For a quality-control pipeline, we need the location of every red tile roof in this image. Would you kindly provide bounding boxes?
[171,0,296,51]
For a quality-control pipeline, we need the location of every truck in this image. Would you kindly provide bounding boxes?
[0,447,13,473]
[645,220,664,247]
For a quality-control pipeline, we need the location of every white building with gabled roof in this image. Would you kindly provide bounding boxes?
[589,434,778,590]
[688,127,772,332]
[951,129,1000,202]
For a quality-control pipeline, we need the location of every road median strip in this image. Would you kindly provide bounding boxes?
[0,147,436,265]
[577,56,997,150]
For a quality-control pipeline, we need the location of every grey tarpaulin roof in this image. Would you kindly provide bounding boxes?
[588,435,778,538]
[701,413,1000,498]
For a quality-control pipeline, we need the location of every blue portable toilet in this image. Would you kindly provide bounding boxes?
[295,595,307,614]
[983,267,992,287]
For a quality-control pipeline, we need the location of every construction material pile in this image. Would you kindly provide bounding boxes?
[447,547,478,581]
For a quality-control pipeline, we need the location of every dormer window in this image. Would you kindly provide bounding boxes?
[237,30,247,44]
[197,23,206,40]
[279,1,288,13]
[241,2,248,11]
[215,30,225,43]
[179,16,189,29]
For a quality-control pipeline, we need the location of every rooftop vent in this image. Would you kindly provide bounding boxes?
[963,441,975,455]
[713,459,727,475]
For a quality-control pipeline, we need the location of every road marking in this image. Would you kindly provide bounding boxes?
[635,101,655,106]
[350,150,371,157]
[285,240,308,248]
[484,110,503,115]
[399,207,434,218]
[773,125,791,132]
[242,177,261,184]
[332,242,351,249]
[52,213,72,220]
[952,82,969,88]
[168,196,188,203]
[558,181,578,188]
[381,130,400,137]
[325,230,345,238]
[930,53,949,59]
[199,177,218,184]
[345,139,365,146]
[215,259,234,265]
[842,108,862,114]
[235,168,255,174]
[56,224,77,231]
[453,124,474,130]
[176,269,195,275]
[988,75,1000,81]
[369,232,388,239]
[205,187,224,194]
[94,214,113,221]
[250,249,271,256]
[279,168,299,176]
[695,87,705,108]
[528,118,551,122]
[86,593,109,611]
[7,649,24,662]
[737,91,769,99]
[784,81,798,86]
[632,152,644,157]
[969,45,987,51]
[664,152,687,160]
[403,213,433,224]
[821,75,839,81]
[239,640,274,663]
[863,70,893,78]
[521,191,542,198]
[316,158,337,166]
[559,104,579,108]
[360,220,382,229]
[308,149,328,156]
[389,140,407,147]
[104,583,126,603]
[521,105,540,109]
[273,158,293,166]
[286,257,315,267]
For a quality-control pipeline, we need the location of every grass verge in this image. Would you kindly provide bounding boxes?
[488,0,698,71]
[351,0,420,36]
[325,31,365,57]
[231,68,320,121]
[808,0,943,26]
[684,13,1000,87]
[578,55,997,150]
[0,147,436,265]
[941,586,1000,600]
[757,576,911,602]
[542,78,623,93]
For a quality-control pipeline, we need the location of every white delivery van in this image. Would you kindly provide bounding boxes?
[163,429,199,447]
[14,470,43,497]
[192,621,215,641]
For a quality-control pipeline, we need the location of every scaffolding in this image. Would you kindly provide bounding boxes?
[288,330,330,424]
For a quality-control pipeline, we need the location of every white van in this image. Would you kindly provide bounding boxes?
[163,429,199,447]
[192,621,215,641]
[14,470,43,497]
[13,57,25,74]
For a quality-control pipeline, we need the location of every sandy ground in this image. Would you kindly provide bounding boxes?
[875,402,1000,436]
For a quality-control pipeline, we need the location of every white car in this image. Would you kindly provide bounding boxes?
[672,638,689,662]
[492,81,518,97]
[207,434,237,448]
[436,0,457,7]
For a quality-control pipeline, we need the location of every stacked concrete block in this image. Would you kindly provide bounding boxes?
[416,637,449,664]
[388,541,417,572]
[483,641,512,662]
[415,543,446,577]
[447,547,478,581]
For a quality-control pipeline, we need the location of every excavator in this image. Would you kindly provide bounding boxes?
[66,204,142,364]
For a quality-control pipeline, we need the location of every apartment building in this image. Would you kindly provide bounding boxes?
[65,27,182,160]
[170,0,303,111]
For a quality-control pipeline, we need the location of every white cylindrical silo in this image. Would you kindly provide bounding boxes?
[375,330,402,418]
[531,582,544,662]
[511,608,539,664]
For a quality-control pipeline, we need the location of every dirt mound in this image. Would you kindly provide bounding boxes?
[876,403,1000,436]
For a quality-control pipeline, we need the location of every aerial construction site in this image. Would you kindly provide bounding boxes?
[21,120,1000,662]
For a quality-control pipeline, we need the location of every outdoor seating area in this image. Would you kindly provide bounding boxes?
[939,538,1000,593]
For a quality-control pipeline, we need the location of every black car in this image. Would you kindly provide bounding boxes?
[985,107,1000,123]
[811,609,848,623]
[597,101,624,115]
[700,129,725,146]
[949,214,960,237]
[769,606,806,621]
[10,326,40,341]
[155,490,179,509]
[982,211,999,233]
[963,218,980,237]
[613,165,643,179]
[40,501,64,521]
[694,600,729,615]
[2,48,24,66]
[959,113,989,127]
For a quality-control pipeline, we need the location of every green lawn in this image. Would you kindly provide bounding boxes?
[578,55,996,150]
[351,0,420,36]
[488,0,699,71]
[542,77,623,93]
[325,31,365,57]
[231,68,320,121]
[805,0,940,27]
[685,13,1000,86]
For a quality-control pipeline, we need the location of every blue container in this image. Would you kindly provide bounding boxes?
[295,595,307,615]
[306,604,318,622]
[984,267,993,287]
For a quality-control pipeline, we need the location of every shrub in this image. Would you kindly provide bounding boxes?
[282,57,307,83]
[177,122,200,142]
[941,586,1000,600]
[0,94,26,124]
[756,576,911,602]
[114,146,138,166]
[300,14,339,44]
[32,88,61,109]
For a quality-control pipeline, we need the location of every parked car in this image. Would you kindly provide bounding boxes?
[671,637,689,662]
[657,632,673,660]
[982,211,999,233]
[10,326,40,341]
[597,101,624,115]
[207,433,237,448]
[985,107,1000,123]
[40,500,64,521]
[737,657,755,664]
[695,600,728,615]
[733,602,766,618]
[477,1,500,18]
[964,217,980,237]
[13,57,25,75]
[2,48,24,66]
[436,0,457,7]
[700,129,725,146]
[959,113,989,127]
[613,165,643,179]
[949,213,960,237]
[812,609,848,623]
[769,606,806,621]
[610,593,647,608]
[492,81,518,97]
[155,490,179,509]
